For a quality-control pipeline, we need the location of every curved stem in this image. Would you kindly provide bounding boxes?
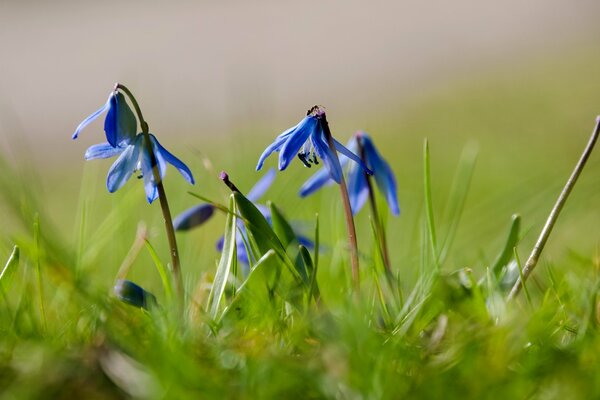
[116,83,184,308]
[508,117,600,301]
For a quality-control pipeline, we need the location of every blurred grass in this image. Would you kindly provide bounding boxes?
[1,47,600,398]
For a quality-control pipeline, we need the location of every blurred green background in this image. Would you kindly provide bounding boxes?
[1,0,600,291]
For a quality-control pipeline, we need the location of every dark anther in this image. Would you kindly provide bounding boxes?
[298,153,312,168]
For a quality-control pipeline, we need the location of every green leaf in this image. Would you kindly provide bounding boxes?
[220,250,278,324]
[207,195,237,319]
[233,192,303,284]
[269,201,297,249]
[269,201,309,284]
[491,214,521,277]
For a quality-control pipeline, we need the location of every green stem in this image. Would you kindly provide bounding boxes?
[318,110,360,291]
[116,83,184,308]
[508,117,600,301]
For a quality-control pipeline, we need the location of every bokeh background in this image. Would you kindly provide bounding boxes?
[1,0,600,285]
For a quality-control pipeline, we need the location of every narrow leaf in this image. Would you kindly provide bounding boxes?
[207,195,237,319]
[491,214,521,277]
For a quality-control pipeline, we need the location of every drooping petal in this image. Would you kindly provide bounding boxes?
[363,136,400,215]
[311,130,342,183]
[345,163,369,215]
[247,168,276,202]
[298,167,333,197]
[256,126,297,171]
[105,92,137,147]
[148,136,167,186]
[140,137,159,203]
[72,95,111,140]
[333,138,373,175]
[85,142,126,160]
[173,204,215,231]
[150,134,194,184]
[106,142,140,193]
[278,116,317,171]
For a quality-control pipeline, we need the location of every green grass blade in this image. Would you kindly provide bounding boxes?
[144,239,173,303]
[491,214,522,277]
[207,195,237,319]
[438,145,478,265]
[33,213,47,332]
[0,245,20,292]
[513,247,532,308]
[423,138,438,269]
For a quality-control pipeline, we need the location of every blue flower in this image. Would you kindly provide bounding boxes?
[72,90,137,147]
[300,132,400,216]
[256,106,372,183]
[84,133,194,203]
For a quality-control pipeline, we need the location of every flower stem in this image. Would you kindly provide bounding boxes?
[116,83,184,308]
[319,113,360,291]
[507,117,600,301]
[357,138,394,285]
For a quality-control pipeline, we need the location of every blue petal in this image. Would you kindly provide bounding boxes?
[148,136,167,185]
[298,167,333,197]
[85,142,125,160]
[256,125,297,171]
[106,142,140,193]
[363,135,400,215]
[311,131,342,183]
[333,138,373,175]
[72,95,111,140]
[247,168,276,202]
[105,92,137,147]
[150,134,194,184]
[140,136,159,203]
[173,204,215,231]
[297,234,314,249]
[346,163,369,215]
[278,116,317,171]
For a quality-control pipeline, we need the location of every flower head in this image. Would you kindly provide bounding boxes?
[256,106,372,184]
[72,90,137,147]
[85,133,194,203]
[300,132,400,216]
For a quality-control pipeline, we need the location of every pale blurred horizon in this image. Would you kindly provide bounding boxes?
[1,0,599,167]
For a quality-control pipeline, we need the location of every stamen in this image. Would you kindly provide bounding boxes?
[298,153,312,168]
